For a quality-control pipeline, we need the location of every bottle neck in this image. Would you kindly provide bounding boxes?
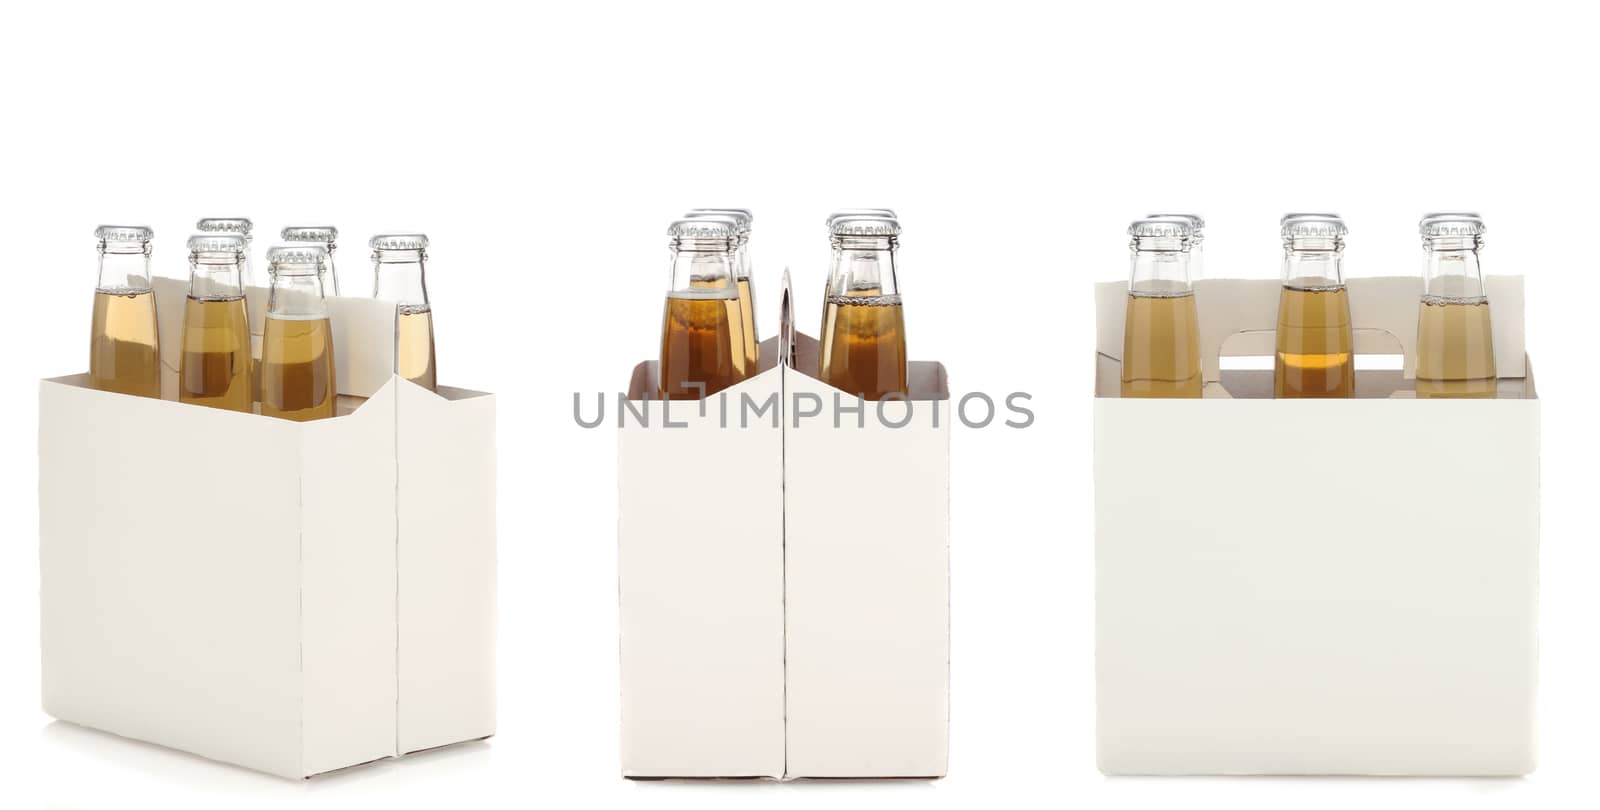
[1282,237,1345,289]
[668,238,737,296]
[372,249,428,310]
[827,236,899,298]
[97,241,152,293]
[1127,236,1192,295]
[268,270,329,319]
[733,235,752,281]
[1422,236,1486,300]
[188,252,246,299]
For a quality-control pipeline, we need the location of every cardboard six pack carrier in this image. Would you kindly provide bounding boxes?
[618,276,950,779]
[39,276,496,780]
[1094,275,1538,776]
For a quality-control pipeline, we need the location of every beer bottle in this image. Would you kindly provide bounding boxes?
[819,216,907,400]
[658,218,746,399]
[196,218,255,287]
[1415,214,1495,398]
[89,225,161,398]
[1274,214,1355,398]
[1147,213,1205,279]
[179,233,253,412]
[686,209,758,371]
[282,226,340,295]
[1121,218,1202,398]
[370,234,437,392]
[260,246,336,421]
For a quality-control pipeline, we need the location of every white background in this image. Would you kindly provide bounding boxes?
[3,0,1597,807]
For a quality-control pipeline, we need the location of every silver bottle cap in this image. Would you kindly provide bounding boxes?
[1280,212,1341,227]
[685,210,751,235]
[826,208,898,226]
[829,216,901,237]
[187,233,247,254]
[1128,218,1192,240]
[1147,212,1205,232]
[668,217,739,240]
[1282,214,1347,240]
[1421,214,1485,238]
[687,208,752,227]
[282,225,339,244]
[196,217,253,238]
[369,233,429,251]
[95,225,154,243]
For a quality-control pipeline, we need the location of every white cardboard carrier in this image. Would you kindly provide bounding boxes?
[618,277,950,779]
[39,276,496,780]
[1094,275,1538,776]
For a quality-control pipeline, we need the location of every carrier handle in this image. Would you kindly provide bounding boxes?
[779,267,796,370]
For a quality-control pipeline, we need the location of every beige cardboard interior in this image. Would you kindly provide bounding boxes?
[1094,275,1527,390]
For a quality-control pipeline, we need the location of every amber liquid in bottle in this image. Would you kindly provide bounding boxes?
[1274,283,1355,398]
[1415,295,1496,399]
[659,289,744,399]
[1121,290,1202,398]
[736,276,758,372]
[89,288,162,398]
[260,315,336,421]
[820,289,908,401]
[397,305,438,391]
[179,295,253,412]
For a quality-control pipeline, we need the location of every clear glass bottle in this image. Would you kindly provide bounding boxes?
[1121,218,1201,398]
[196,217,255,288]
[1274,214,1355,398]
[260,245,336,421]
[370,234,437,391]
[282,226,340,295]
[1415,214,1495,398]
[686,209,758,371]
[1147,212,1205,280]
[658,218,745,399]
[89,225,161,398]
[179,233,253,412]
[819,216,907,400]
